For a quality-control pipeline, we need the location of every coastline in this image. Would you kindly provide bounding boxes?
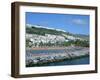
[26,46,89,67]
[26,47,67,50]
[26,55,89,67]
[26,46,89,50]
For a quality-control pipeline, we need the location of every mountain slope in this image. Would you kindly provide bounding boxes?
[26,24,89,41]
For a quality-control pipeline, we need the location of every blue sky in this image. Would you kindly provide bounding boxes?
[26,12,90,35]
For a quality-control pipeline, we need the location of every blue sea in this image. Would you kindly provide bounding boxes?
[40,56,89,66]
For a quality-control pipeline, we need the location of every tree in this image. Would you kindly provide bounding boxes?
[39,41,43,47]
[26,39,33,47]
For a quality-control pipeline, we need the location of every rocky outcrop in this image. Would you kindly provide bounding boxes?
[26,46,89,67]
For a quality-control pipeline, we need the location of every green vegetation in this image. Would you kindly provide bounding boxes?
[62,40,89,47]
[26,39,89,47]
[26,26,69,36]
[26,39,33,47]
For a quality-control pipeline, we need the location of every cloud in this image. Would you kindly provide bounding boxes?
[72,19,86,25]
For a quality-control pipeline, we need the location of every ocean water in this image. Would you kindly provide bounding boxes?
[26,49,66,54]
[42,56,89,66]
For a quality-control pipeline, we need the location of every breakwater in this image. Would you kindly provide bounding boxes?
[26,46,89,67]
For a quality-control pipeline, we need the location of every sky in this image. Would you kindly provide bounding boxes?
[26,12,90,35]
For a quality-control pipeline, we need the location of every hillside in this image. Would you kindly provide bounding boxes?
[26,24,89,41]
[26,24,89,48]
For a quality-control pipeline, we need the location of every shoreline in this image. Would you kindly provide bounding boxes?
[26,46,89,66]
[27,47,67,50]
[26,55,89,67]
[26,46,89,50]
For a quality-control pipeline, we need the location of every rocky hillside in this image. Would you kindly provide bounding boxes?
[26,24,89,48]
[26,24,89,41]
